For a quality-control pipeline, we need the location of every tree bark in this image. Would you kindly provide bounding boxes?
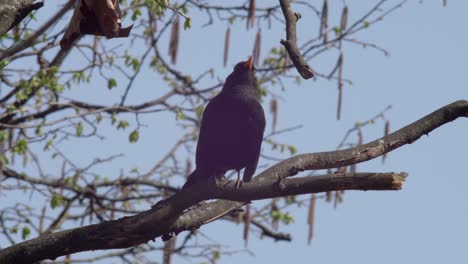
[0,0,43,36]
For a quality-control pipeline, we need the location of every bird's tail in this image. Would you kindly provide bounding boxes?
[182,168,201,189]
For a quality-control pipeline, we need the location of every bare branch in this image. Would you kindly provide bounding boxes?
[279,0,314,79]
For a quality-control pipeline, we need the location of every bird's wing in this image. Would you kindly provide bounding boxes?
[195,94,231,171]
[242,99,266,182]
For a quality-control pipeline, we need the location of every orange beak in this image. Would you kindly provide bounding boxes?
[245,56,254,70]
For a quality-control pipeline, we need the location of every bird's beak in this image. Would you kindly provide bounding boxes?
[245,56,254,70]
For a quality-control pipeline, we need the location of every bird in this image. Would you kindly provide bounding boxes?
[182,57,266,189]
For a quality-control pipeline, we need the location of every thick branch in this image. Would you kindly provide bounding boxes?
[279,0,314,79]
[0,0,43,37]
[0,172,403,262]
[1,99,467,262]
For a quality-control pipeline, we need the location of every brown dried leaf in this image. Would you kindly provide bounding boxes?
[168,16,180,65]
[60,0,133,50]
[307,194,316,245]
[224,27,230,67]
[243,204,251,247]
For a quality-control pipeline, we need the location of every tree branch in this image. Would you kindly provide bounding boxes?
[279,0,315,79]
[0,0,44,37]
[1,100,467,262]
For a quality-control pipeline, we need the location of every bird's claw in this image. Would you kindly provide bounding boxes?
[235,179,243,190]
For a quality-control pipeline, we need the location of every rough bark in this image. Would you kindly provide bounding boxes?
[0,0,43,37]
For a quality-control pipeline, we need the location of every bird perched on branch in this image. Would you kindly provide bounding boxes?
[183,57,266,189]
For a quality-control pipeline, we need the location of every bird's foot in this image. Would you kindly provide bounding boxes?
[235,179,243,190]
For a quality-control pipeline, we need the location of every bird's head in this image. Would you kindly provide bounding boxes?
[224,57,257,90]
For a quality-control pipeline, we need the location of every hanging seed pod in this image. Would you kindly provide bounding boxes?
[163,236,176,264]
[236,211,242,224]
[243,204,251,247]
[337,53,343,120]
[339,5,348,49]
[0,140,4,192]
[168,16,180,65]
[334,191,342,209]
[307,194,316,245]
[185,157,192,177]
[340,6,348,34]
[319,0,328,43]
[382,120,390,163]
[271,198,279,230]
[8,129,13,150]
[224,27,230,67]
[252,29,261,66]
[247,0,256,29]
[270,98,278,133]
[283,48,290,67]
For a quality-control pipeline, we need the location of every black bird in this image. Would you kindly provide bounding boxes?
[183,57,266,189]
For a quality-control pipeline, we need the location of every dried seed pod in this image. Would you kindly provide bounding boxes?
[337,53,343,120]
[334,191,342,209]
[320,0,328,43]
[270,98,278,133]
[168,16,180,65]
[163,236,176,264]
[252,29,261,66]
[224,27,230,67]
[307,194,316,245]
[340,6,348,33]
[382,120,390,163]
[247,0,256,29]
[243,204,251,247]
[185,157,192,177]
[271,198,279,230]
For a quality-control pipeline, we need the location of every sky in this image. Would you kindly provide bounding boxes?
[3,1,468,263]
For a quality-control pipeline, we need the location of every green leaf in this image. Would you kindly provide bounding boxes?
[195,105,205,119]
[9,226,18,234]
[131,58,140,71]
[22,226,31,240]
[288,145,297,155]
[0,131,7,142]
[363,21,370,28]
[332,26,341,35]
[129,130,139,143]
[44,139,53,151]
[184,17,192,30]
[96,113,103,123]
[117,120,129,130]
[107,78,117,89]
[50,194,62,209]
[0,60,9,69]
[76,122,83,136]
[131,9,142,21]
[13,139,28,154]
[176,111,186,120]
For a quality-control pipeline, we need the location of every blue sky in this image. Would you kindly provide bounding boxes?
[3,1,468,263]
